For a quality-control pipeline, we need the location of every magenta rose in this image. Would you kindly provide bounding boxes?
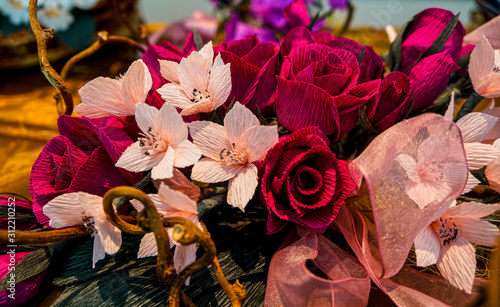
[215,35,280,115]
[30,115,142,226]
[276,27,381,139]
[261,126,355,234]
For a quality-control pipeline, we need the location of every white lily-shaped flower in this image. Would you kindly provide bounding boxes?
[395,132,464,209]
[130,183,200,285]
[445,94,500,193]
[43,192,122,268]
[414,200,500,293]
[189,102,278,210]
[116,102,202,180]
[469,35,500,98]
[75,59,153,118]
[157,41,232,116]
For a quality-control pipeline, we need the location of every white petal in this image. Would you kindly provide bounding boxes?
[151,146,175,179]
[395,154,420,183]
[227,164,259,211]
[122,60,153,110]
[406,181,451,209]
[463,173,480,194]
[178,58,209,98]
[240,125,279,162]
[208,63,232,110]
[174,244,197,286]
[191,158,242,183]
[486,157,500,192]
[133,194,179,215]
[455,217,500,246]
[418,132,448,164]
[92,234,106,268]
[159,60,180,83]
[188,121,232,160]
[464,142,500,170]
[414,226,441,267]
[137,232,159,258]
[158,102,188,143]
[158,182,198,214]
[43,193,84,228]
[456,112,498,143]
[94,218,122,255]
[469,36,495,92]
[446,201,500,218]
[494,138,500,152]
[212,53,224,68]
[135,102,160,133]
[224,102,259,145]
[77,193,105,219]
[116,142,165,172]
[194,41,214,70]
[157,83,193,110]
[172,140,202,168]
[436,235,476,294]
[179,101,214,116]
[444,92,455,121]
[76,77,131,117]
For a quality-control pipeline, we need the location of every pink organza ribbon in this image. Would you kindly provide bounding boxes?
[265,114,485,306]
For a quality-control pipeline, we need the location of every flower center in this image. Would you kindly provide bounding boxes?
[219,143,247,165]
[432,217,459,246]
[190,88,210,104]
[417,161,443,183]
[139,126,166,156]
[9,0,23,10]
[81,212,98,237]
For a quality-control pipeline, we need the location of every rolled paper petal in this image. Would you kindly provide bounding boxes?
[283,0,310,30]
[401,8,465,74]
[280,26,316,57]
[265,226,370,307]
[347,113,468,278]
[409,52,459,113]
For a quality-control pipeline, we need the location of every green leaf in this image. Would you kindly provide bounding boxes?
[357,46,366,65]
[192,27,204,51]
[385,16,416,72]
[57,11,96,51]
[421,12,461,59]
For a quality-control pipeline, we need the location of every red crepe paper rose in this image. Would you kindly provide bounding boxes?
[261,126,355,234]
[215,35,280,115]
[30,116,142,226]
[276,27,381,138]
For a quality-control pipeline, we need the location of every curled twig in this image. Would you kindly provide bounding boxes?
[29,0,74,115]
[0,226,88,245]
[112,0,149,46]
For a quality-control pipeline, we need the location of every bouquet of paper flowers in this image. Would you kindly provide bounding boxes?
[2,0,500,306]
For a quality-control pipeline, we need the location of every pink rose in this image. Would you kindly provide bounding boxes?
[261,126,355,234]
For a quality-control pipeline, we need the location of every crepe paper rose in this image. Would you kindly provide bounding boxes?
[414,200,500,293]
[43,192,122,268]
[116,103,201,180]
[395,132,466,209]
[75,60,153,118]
[130,183,200,285]
[30,115,142,226]
[157,42,232,116]
[445,95,500,193]
[0,196,39,232]
[189,102,279,210]
[281,28,384,83]
[469,36,500,98]
[400,8,465,75]
[0,251,47,306]
[276,27,381,137]
[215,35,279,114]
[261,126,355,234]
[364,71,413,132]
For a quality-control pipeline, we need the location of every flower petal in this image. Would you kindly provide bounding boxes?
[208,63,232,110]
[135,102,160,134]
[477,72,500,98]
[464,142,500,170]
[174,244,197,286]
[158,183,198,214]
[191,158,242,183]
[138,232,159,258]
[436,235,476,294]
[444,92,455,121]
[395,154,420,183]
[157,83,193,110]
[240,125,279,163]
[172,139,202,168]
[43,193,84,228]
[227,164,259,211]
[414,226,441,267]
[92,234,106,268]
[158,102,188,143]
[151,146,175,179]
[122,60,153,110]
[224,101,259,145]
[454,217,500,247]
[178,57,210,97]
[159,60,180,83]
[189,121,232,160]
[116,142,165,173]
[469,36,495,92]
[446,201,500,218]
[463,173,480,194]
[456,112,498,143]
[76,77,131,117]
[486,157,500,193]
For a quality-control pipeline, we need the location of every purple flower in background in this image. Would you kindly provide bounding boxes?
[225,13,277,43]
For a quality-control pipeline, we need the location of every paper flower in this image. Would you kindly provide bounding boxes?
[38,4,74,32]
[43,192,122,268]
[469,35,500,98]
[75,60,153,118]
[0,0,30,25]
[414,200,500,293]
[486,140,500,193]
[157,41,232,116]
[395,132,464,209]
[445,94,500,192]
[116,103,201,180]
[189,102,278,210]
[130,183,200,285]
